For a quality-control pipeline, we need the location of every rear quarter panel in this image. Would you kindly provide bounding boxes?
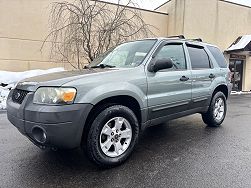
[204,46,231,96]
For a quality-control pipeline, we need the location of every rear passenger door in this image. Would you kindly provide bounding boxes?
[186,44,215,109]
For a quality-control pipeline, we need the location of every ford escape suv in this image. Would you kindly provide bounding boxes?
[7,36,232,167]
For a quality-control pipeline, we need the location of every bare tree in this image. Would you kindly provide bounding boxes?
[42,0,154,69]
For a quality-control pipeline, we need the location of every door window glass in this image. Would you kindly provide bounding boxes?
[155,44,186,70]
[187,46,211,69]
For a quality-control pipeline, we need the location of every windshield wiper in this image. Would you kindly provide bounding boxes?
[90,64,116,68]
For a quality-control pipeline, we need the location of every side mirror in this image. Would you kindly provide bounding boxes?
[148,58,173,72]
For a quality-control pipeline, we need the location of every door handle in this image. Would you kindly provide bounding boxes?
[180,76,189,81]
[209,73,216,79]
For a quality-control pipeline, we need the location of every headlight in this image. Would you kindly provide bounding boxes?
[33,87,76,104]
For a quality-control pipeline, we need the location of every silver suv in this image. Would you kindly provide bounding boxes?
[7,36,232,167]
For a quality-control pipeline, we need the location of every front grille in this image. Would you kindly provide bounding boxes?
[12,89,30,104]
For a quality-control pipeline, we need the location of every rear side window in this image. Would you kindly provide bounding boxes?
[187,45,211,69]
[207,46,228,68]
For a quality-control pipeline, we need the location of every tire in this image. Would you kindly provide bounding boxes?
[201,91,227,127]
[86,105,139,168]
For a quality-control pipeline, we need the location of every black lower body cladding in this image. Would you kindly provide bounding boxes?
[7,90,93,149]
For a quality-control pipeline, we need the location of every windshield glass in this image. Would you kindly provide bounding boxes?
[89,39,157,68]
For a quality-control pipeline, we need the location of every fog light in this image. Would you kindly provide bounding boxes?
[32,127,47,144]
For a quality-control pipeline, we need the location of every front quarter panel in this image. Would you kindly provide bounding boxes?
[63,67,148,109]
[76,82,147,108]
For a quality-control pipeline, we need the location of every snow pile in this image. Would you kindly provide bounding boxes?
[231,91,251,95]
[0,68,65,110]
[0,84,13,110]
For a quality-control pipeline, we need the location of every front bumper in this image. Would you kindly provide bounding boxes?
[7,90,93,149]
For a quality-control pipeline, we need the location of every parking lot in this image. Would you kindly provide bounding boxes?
[1,95,251,188]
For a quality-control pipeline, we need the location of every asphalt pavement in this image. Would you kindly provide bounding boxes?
[1,95,251,188]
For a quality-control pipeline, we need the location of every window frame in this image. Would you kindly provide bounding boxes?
[186,43,213,70]
[151,41,188,72]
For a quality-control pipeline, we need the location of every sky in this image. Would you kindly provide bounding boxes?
[227,0,251,7]
[103,0,251,10]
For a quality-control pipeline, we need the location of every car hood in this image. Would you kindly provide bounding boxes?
[16,68,117,91]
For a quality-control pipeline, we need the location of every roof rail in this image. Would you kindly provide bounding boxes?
[166,35,203,42]
[189,38,203,42]
[167,35,185,39]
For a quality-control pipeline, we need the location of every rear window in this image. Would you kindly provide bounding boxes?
[207,46,228,68]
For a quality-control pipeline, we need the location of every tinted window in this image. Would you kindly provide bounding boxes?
[207,46,228,68]
[187,46,211,69]
[155,44,186,70]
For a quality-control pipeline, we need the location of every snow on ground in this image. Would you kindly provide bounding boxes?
[0,68,64,110]
[231,91,251,95]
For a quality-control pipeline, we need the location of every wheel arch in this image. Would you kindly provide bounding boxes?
[213,84,229,99]
[81,95,143,146]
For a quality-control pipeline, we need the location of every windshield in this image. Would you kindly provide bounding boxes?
[89,39,157,68]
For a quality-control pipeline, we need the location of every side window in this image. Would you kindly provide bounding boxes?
[207,46,228,68]
[187,45,211,69]
[155,44,186,70]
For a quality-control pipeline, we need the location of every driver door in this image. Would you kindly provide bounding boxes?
[146,42,192,121]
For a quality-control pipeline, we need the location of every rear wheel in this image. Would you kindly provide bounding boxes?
[86,105,139,168]
[202,91,227,127]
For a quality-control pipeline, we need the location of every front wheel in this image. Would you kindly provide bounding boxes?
[86,105,139,168]
[202,91,227,127]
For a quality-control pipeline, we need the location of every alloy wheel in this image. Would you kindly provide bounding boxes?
[99,117,132,157]
[214,98,225,121]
